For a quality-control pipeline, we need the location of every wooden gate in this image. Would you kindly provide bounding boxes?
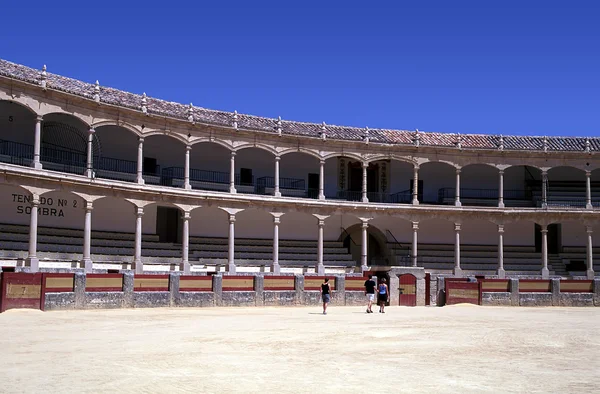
[399,274,416,306]
[446,280,481,305]
[0,273,45,313]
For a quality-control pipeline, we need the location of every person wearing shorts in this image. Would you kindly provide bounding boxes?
[378,278,389,313]
[320,277,331,315]
[364,274,376,313]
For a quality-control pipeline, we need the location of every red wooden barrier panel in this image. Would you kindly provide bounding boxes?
[519,280,551,293]
[179,275,213,292]
[345,277,368,291]
[222,276,254,291]
[44,273,74,293]
[133,275,169,292]
[86,274,123,292]
[0,273,45,313]
[304,276,336,291]
[560,280,593,293]
[264,276,295,291]
[446,281,481,305]
[481,279,510,293]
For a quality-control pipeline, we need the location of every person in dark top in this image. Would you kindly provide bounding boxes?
[364,274,376,313]
[320,277,331,315]
[378,278,389,313]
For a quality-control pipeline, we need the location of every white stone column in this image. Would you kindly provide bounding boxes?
[455,168,462,207]
[25,196,40,271]
[229,151,237,194]
[541,224,549,278]
[184,145,191,190]
[361,162,369,203]
[83,201,93,272]
[412,165,420,205]
[86,128,95,178]
[136,137,145,184]
[542,171,548,208]
[412,222,419,267]
[32,116,43,169]
[497,224,505,278]
[317,219,325,275]
[134,207,144,274]
[361,220,369,271]
[586,171,592,209]
[274,156,281,197]
[454,223,462,276]
[228,214,236,273]
[318,160,325,200]
[181,211,191,274]
[498,169,505,208]
[586,226,594,279]
[272,215,281,274]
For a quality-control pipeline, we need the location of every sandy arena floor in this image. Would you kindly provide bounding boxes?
[0,305,599,393]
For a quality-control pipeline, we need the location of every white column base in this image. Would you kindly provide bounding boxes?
[227,263,237,274]
[32,162,43,170]
[498,202,505,208]
[134,261,144,274]
[455,201,462,207]
[542,203,548,209]
[316,263,325,275]
[412,199,419,205]
[271,263,281,275]
[274,191,281,197]
[497,268,506,279]
[453,267,463,277]
[361,197,369,203]
[137,177,145,185]
[82,258,93,273]
[360,265,369,273]
[586,269,595,279]
[229,186,237,194]
[86,170,94,178]
[541,267,550,279]
[318,193,325,200]
[181,261,191,274]
[586,203,593,209]
[184,183,191,190]
[25,257,39,272]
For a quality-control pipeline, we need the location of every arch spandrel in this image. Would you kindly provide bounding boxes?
[279,147,321,160]
[141,130,189,145]
[91,120,142,137]
[189,137,233,151]
[233,143,278,156]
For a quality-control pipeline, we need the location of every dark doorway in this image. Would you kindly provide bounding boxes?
[348,162,379,192]
[308,173,319,199]
[143,157,157,175]
[535,223,561,254]
[410,179,424,202]
[240,168,253,186]
[156,207,181,243]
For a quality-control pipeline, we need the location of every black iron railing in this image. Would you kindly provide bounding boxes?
[256,176,305,190]
[438,188,532,203]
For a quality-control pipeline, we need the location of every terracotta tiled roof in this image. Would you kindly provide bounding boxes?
[0,58,597,152]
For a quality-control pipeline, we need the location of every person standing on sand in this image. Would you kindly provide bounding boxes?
[320,277,331,315]
[378,278,389,313]
[364,274,376,313]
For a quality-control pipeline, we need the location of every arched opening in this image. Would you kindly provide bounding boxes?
[235,147,275,195]
[504,165,541,207]
[0,100,36,167]
[460,219,499,272]
[591,168,600,207]
[368,215,413,265]
[338,221,387,267]
[387,159,414,204]
[418,218,455,271]
[40,113,91,175]
[143,134,186,186]
[503,221,539,273]
[419,161,456,205]
[559,220,592,274]
[188,206,229,269]
[188,142,231,192]
[547,166,586,208]
[460,164,500,206]
[322,155,366,202]
[92,125,139,182]
[279,152,319,198]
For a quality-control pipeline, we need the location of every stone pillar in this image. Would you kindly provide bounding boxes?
[32,115,43,169]
[169,272,180,307]
[412,222,419,267]
[498,169,505,208]
[361,162,369,203]
[229,151,237,193]
[317,219,325,275]
[455,168,462,207]
[82,201,93,272]
[497,224,505,278]
[136,137,145,184]
[271,215,281,274]
[551,278,560,306]
[228,214,236,273]
[586,171,592,209]
[274,156,281,197]
[541,224,549,278]
[593,278,600,307]
[509,278,519,306]
[294,274,304,305]
[388,274,399,306]
[454,223,462,276]
[181,211,191,274]
[416,277,426,306]
[123,271,134,308]
[318,160,325,200]
[361,220,368,271]
[25,196,40,271]
[134,207,144,274]
[541,171,548,208]
[213,274,223,307]
[586,226,594,279]
[412,165,419,205]
[184,145,191,190]
[86,128,95,178]
[335,275,345,305]
[74,272,86,309]
[254,274,265,307]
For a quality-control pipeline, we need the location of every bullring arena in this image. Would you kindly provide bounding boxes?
[0,58,599,392]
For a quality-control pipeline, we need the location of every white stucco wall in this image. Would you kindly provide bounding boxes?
[561,221,587,246]
[189,207,229,238]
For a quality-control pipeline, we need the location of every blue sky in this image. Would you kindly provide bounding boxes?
[1,1,598,136]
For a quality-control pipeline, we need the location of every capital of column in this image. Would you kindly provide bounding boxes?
[542,170,548,177]
[135,207,144,217]
[586,226,593,234]
[362,161,368,169]
[498,224,504,233]
[318,219,325,228]
[88,128,96,134]
[273,217,281,225]
[275,156,281,162]
[186,145,192,151]
[320,159,325,165]
[229,214,236,223]
[413,165,420,172]
[498,169,504,175]
[412,222,419,231]
[138,137,144,143]
[36,115,43,123]
[85,201,94,211]
[454,223,461,232]
[361,221,369,229]
[586,170,591,177]
[540,229,548,234]
[455,168,461,175]
[182,211,191,220]
[31,196,40,206]
[230,151,236,157]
